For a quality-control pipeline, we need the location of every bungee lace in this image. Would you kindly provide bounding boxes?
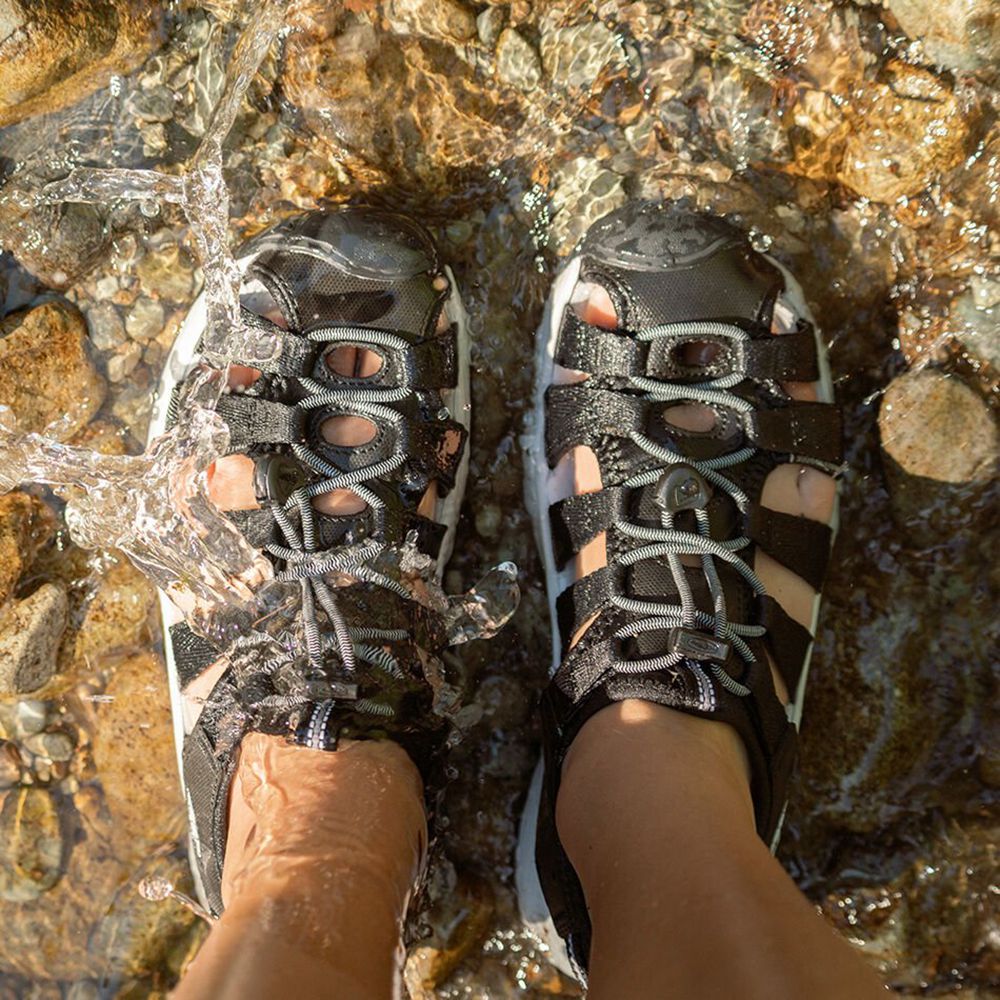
[607,320,772,699]
[255,322,426,717]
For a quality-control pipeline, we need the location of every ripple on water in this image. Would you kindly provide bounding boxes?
[0,0,997,995]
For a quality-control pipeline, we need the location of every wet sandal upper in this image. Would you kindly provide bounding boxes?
[164,208,466,916]
[534,202,842,977]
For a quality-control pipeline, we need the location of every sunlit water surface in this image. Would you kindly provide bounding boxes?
[0,1,996,996]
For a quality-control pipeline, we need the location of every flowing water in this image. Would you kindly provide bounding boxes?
[0,0,996,996]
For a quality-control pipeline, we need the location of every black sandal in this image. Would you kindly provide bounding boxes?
[148,207,471,916]
[515,201,842,979]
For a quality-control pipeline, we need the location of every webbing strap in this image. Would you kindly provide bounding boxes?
[756,594,814,696]
[544,384,643,466]
[549,488,624,567]
[216,395,304,452]
[747,402,843,465]
[747,505,832,591]
[742,329,819,381]
[168,622,219,688]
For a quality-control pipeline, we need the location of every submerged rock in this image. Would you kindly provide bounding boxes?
[539,21,627,90]
[386,0,477,43]
[284,12,523,186]
[0,0,165,128]
[879,370,998,545]
[839,63,970,204]
[91,652,182,846]
[888,0,1000,74]
[0,199,109,291]
[0,301,106,440]
[0,493,56,607]
[0,787,63,902]
[950,286,1000,371]
[550,156,626,253]
[0,584,68,696]
[496,28,543,91]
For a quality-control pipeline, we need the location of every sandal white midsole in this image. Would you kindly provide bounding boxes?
[148,252,471,910]
[515,249,841,971]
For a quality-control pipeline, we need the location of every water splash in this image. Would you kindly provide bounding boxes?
[0,5,287,613]
[0,0,520,663]
[0,405,266,610]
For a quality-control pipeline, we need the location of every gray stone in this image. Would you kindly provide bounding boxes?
[125,296,165,343]
[879,370,999,545]
[0,585,68,695]
[477,6,505,47]
[85,301,127,352]
[23,730,75,763]
[950,291,1000,370]
[128,84,175,123]
[888,0,1000,73]
[106,341,143,383]
[496,28,542,90]
[13,700,47,737]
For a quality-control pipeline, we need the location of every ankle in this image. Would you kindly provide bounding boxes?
[556,701,756,882]
[222,734,426,908]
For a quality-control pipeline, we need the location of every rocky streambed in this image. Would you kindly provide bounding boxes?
[0,0,997,996]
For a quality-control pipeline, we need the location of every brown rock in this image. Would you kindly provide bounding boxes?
[69,555,155,665]
[0,787,64,902]
[0,0,166,128]
[0,198,109,290]
[283,10,522,187]
[840,63,971,204]
[0,584,68,695]
[0,300,106,440]
[91,652,182,846]
[888,0,1000,73]
[386,0,477,43]
[0,492,56,606]
[879,370,998,544]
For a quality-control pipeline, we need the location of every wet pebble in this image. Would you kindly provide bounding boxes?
[0,493,56,606]
[135,245,194,304]
[840,62,969,203]
[386,0,477,43]
[0,199,109,291]
[540,21,626,90]
[496,28,542,90]
[878,370,998,544]
[13,700,47,738]
[888,0,1000,73]
[0,584,68,696]
[950,288,1000,371]
[127,84,175,123]
[106,341,143,383]
[0,301,106,440]
[475,503,502,539]
[124,296,165,343]
[0,787,63,902]
[477,6,506,48]
[84,301,127,352]
[23,731,75,764]
[0,742,22,788]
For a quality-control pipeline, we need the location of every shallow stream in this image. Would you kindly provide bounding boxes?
[0,1,996,996]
